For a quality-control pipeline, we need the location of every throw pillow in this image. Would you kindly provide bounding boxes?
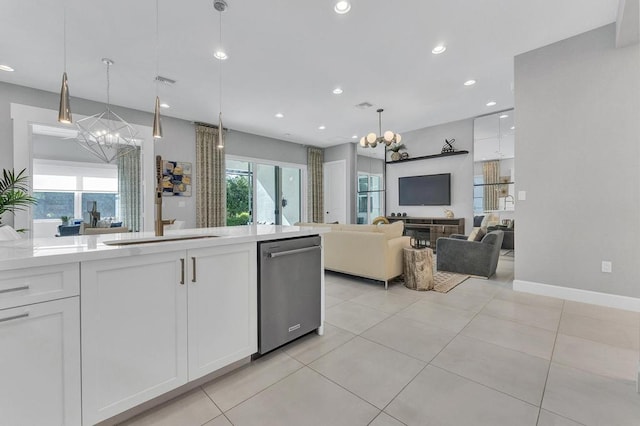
[375,220,404,239]
[467,227,481,241]
[473,215,485,227]
[474,228,486,241]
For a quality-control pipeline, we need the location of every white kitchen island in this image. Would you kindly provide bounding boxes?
[0,225,325,426]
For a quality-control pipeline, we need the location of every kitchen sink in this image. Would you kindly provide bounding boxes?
[103,235,218,246]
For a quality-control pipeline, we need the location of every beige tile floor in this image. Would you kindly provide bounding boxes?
[120,255,640,426]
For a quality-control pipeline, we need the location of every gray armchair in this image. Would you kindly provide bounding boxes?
[436,230,504,278]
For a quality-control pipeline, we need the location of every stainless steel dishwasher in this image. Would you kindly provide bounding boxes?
[257,235,322,354]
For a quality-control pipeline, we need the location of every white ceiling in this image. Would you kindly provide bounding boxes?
[0,1,619,149]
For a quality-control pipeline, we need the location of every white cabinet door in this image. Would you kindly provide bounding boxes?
[0,297,81,426]
[187,243,257,380]
[81,251,188,426]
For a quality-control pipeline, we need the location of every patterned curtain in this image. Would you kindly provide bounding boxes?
[195,125,226,227]
[117,146,141,231]
[307,147,324,222]
[482,160,499,212]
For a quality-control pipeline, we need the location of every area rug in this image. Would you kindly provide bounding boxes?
[432,270,470,293]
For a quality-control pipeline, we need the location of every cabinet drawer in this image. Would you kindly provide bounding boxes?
[0,263,79,310]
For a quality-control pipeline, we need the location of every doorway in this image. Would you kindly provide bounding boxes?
[226,157,305,226]
[323,160,346,224]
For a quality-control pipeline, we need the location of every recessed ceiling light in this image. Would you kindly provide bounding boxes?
[510,126,515,130]
[214,50,228,60]
[275,113,284,118]
[463,79,476,86]
[352,135,358,139]
[332,87,343,95]
[0,64,14,72]
[499,114,509,119]
[318,125,326,130]
[431,45,446,55]
[334,1,351,14]
[486,101,497,107]
[160,103,170,109]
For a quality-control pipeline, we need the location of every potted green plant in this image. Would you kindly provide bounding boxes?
[60,215,70,226]
[0,168,37,228]
[387,143,406,161]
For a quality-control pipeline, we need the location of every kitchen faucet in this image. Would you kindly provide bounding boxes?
[155,155,175,236]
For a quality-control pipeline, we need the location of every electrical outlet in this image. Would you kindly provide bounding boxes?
[601,261,612,273]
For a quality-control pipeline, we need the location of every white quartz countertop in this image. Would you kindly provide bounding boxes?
[0,225,326,271]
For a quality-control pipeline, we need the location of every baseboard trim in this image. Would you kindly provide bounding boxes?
[513,280,640,313]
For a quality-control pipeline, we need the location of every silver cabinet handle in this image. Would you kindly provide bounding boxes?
[0,285,29,294]
[191,257,197,283]
[180,258,185,285]
[267,245,320,258]
[0,312,29,323]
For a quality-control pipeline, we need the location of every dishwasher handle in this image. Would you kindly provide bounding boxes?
[266,245,320,258]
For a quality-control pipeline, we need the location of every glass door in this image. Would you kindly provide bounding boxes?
[227,158,303,226]
[226,160,253,226]
[357,173,384,224]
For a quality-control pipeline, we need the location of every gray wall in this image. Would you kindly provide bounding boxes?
[514,24,640,297]
[225,130,307,165]
[325,143,357,223]
[385,118,474,233]
[0,81,307,229]
[357,155,384,174]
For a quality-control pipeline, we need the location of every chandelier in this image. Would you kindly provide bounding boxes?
[359,108,401,148]
[76,58,139,163]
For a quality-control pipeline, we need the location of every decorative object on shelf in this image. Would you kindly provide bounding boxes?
[76,58,140,164]
[152,0,163,139]
[60,215,70,226]
[57,0,72,124]
[359,108,401,148]
[387,142,406,161]
[410,235,430,249]
[441,138,456,153]
[162,160,192,196]
[402,212,407,217]
[214,0,228,149]
[400,152,409,160]
[385,150,469,164]
[390,212,396,216]
[444,209,454,218]
[0,168,37,228]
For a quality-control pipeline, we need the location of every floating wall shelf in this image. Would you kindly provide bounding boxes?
[386,150,469,164]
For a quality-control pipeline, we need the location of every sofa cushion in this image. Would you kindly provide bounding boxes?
[339,224,378,233]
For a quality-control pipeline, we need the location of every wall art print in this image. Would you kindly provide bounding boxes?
[162,160,192,197]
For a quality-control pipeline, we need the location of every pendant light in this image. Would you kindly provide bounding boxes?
[57,0,72,124]
[152,0,163,139]
[359,109,401,149]
[214,0,228,149]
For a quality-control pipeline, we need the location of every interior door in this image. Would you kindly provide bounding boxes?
[323,160,346,224]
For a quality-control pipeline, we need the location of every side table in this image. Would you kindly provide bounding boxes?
[402,247,434,291]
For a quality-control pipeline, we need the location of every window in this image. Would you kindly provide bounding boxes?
[33,159,118,221]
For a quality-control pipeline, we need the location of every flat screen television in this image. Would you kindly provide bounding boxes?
[398,173,451,206]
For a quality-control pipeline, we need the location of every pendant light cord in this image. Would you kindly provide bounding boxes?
[106,61,111,112]
[63,1,67,72]
[219,11,223,116]
[155,0,159,98]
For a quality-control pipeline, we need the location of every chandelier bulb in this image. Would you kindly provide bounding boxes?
[366,132,377,144]
[396,134,402,143]
[383,130,394,142]
[359,137,367,147]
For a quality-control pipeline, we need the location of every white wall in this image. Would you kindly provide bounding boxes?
[325,143,357,223]
[514,24,640,298]
[385,118,474,233]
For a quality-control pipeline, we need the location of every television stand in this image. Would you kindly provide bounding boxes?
[386,216,465,251]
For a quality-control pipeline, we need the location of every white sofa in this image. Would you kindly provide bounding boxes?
[296,221,410,288]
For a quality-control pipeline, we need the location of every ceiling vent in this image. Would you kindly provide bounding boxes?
[155,75,176,85]
[355,101,373,109]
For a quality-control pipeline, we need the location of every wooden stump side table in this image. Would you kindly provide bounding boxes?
[403,247,434,291]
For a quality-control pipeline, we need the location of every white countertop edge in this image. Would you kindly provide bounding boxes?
[0,225,327,271]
